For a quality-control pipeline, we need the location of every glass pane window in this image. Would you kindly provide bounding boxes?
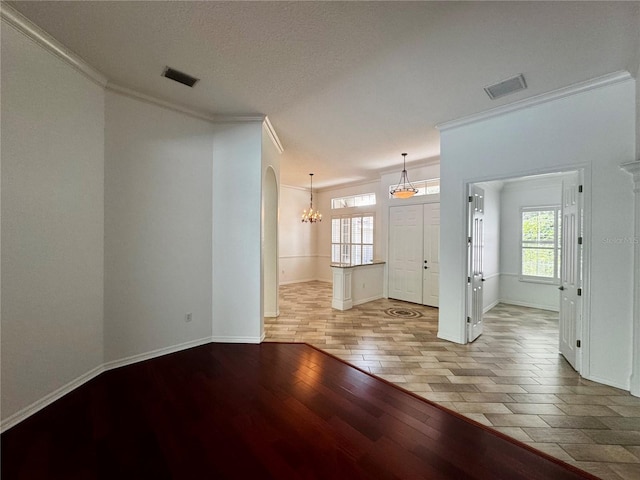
[331,218,340,243]
[521,207,561,281]
[331,193,376,209]
[331,214,375,266]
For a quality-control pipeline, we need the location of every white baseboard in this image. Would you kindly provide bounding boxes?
[499,299,559,312]
[332,298,353,311]
[1,364,104,433]
[586,374,630,392]
[437,329,465,345]
[353,294,383,306]
[264,310,279,318]
[279,277,317,285]
[211,335,263,344]
[103,336,213,372]
[483,299,500,314]
[1,336,214,433]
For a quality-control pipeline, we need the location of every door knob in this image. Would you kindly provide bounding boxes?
[424,260,428,263]
[558,286,565,291]
[424,266,429,269]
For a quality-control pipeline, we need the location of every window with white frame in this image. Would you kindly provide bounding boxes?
[331,214,374,265]
[521,207,561,281]
[331,193,376,209]
[388,178,440,199]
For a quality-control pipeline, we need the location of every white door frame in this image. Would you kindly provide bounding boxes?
[462,166,591,377]
[466,185,485,342]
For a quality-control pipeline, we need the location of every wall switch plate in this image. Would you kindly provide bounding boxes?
[185,313,192,323]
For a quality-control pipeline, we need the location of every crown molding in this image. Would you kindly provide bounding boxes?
[106,82,218,123]
[209,114,266,124]
[106,82,265,125]
[280,184,309,192]
[315,177,381,193]
[437,70,633,132]
[263,116,285,154]
[1,3,108,87]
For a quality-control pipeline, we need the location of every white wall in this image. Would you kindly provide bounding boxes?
[104,92,214,362]
[212,122,264,342]
[1,25,105,420]
[279,185,317,284]
[351,263,385,305]
[499,177,563,311]
[440,77,636,390]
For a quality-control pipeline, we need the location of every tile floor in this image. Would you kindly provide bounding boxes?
[264,281,640,480]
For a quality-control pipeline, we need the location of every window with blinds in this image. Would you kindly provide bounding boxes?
[331,214,374,265]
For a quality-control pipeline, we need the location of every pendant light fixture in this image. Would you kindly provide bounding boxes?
[390,153,418,199]
[301,173,322,223]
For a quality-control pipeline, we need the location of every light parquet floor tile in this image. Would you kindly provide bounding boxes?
[265,281,640,479]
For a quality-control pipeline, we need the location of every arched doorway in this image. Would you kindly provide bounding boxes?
[262,166,279,333]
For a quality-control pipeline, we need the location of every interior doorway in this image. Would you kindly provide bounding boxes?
[262,167,279,323]
[466,170,584,371]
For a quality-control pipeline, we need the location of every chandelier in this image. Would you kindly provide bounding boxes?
[301,173,322,223]
[390,153,418,199]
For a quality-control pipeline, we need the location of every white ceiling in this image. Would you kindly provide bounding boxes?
[9,1,640,189]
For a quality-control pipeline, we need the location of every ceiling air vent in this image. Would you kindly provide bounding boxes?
[162,67,199,88]
[484,74,527,100]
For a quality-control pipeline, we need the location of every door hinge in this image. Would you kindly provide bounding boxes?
[468,236,472,244]
[578,185,583,193]
[467,276,471,283]
[468,196,473,203]
[577,288,582,296]
[576,340,581,348]
[578,237,583,245]
[467,317,471,324]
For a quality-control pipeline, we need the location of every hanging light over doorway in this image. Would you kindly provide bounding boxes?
[390,153,418,199]
[301,173,322,223]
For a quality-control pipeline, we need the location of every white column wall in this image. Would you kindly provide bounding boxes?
[104,92,214,362]
[1,24,105,421]
[261,125,281,321]
[212,122,264,342]
[440,78,636,390]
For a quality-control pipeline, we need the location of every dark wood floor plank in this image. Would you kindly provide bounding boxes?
[2,342,599,479]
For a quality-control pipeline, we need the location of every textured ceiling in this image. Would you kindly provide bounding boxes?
[8,1,640,188]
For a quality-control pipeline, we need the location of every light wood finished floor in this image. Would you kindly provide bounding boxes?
[265,281,640,480]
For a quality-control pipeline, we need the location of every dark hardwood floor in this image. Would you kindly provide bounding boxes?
[2,343,599,479]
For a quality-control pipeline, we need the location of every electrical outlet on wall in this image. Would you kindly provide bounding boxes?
[185,313,192,323]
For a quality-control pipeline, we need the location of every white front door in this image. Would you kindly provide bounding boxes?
[559,173,582,371]
[468,186,484,342]
[423,203,440,307]
[388,205,423,304]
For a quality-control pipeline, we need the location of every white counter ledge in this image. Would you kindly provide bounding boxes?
[331,261,386,310]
